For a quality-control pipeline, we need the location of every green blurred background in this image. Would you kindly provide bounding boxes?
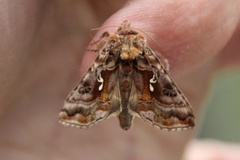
[197,69,240,143]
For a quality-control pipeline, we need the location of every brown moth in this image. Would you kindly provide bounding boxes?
[59,20,195,131]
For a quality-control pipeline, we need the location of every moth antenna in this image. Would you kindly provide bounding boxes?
[90,25,117,32]
[132,27,162,51]
[88,25,119,46]
[89,25,119,36]
[132,26,169,70]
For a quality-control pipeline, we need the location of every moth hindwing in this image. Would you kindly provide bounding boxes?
[59,20,195,131]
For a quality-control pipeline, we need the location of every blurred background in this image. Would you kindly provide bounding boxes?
[197,69,240,143]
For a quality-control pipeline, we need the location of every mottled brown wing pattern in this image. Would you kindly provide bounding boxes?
[59,20,195,131]
[59,48,121,128]
[130,47,195,131]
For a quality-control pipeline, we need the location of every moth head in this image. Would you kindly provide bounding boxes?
[117,20,138,36]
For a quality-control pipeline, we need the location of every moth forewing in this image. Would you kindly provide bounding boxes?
[59,20,195,130]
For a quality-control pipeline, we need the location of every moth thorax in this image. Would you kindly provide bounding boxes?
[120,43,142,60]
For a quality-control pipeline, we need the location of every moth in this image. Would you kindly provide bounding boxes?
[59,20,195,131]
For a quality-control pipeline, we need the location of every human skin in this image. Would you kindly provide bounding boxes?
[0,0,240,160]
